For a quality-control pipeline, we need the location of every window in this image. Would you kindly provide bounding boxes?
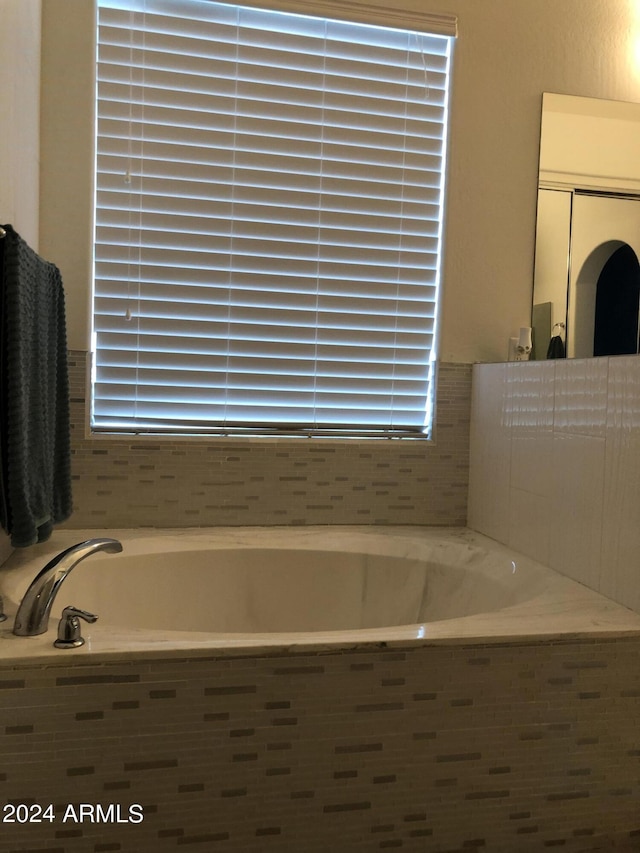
[93,0,455,438]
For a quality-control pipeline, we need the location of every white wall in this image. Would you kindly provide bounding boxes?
[0,0,41,563]
[38,0,640,362]
[539,92,640,193]
[0,0,41,247]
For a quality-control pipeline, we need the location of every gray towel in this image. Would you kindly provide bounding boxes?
[546,334,566,359]
[0,224,73,547]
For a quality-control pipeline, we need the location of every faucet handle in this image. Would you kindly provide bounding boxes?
[54,606,98,649]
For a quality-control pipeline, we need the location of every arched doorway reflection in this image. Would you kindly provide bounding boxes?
[567,194,640,358]
[593,243,640,356]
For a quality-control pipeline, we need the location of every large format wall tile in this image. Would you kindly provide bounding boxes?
[508,360,554,499]
[601,356,640,612]
[548,433,605,590]
[553,357,608,437]
[506,359,555,433]
[470,356,640,614]
[468,363,511,542]
[507,485,551,565]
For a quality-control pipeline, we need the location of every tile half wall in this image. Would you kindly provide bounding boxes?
[468,356,640,615]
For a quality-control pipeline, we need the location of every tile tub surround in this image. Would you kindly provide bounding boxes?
[2,638,640,852]
[468,356,640,616]
[65,352,472,529]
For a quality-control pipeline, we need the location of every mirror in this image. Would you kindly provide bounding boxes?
[532,93,640,358]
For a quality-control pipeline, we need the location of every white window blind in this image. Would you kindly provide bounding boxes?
[93,0,454,437]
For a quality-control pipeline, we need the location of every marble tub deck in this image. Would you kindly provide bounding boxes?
[1,525,639,665]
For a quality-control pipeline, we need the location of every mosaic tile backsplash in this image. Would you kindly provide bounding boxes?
[64,353,471,529]
[3,638,640,852]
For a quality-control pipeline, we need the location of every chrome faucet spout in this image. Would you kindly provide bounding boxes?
[13,538,122,637]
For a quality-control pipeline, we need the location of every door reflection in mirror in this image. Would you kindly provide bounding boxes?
[533,93,640,358]
[593,244,640,356]
[568,193,640,358]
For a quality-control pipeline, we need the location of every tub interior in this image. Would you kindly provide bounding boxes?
[4,527,638,646]
[46,548,518,633]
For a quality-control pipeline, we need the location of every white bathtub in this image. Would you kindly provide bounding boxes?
[1,526,639,661]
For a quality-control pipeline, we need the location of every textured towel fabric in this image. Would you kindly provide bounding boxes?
[546,334,566,359]
[0,224,73,547]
